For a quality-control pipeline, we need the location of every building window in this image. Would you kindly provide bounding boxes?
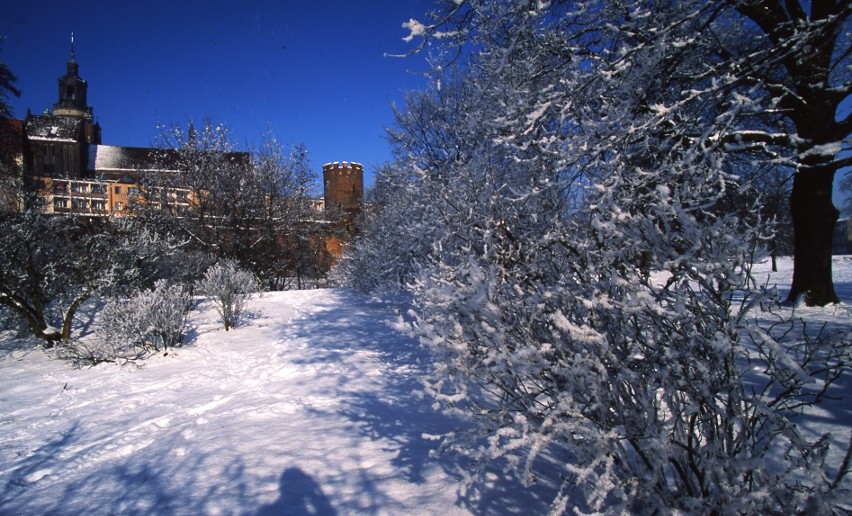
[54,198,68,209]
[92,200,106,211]
[127,187,140,196]
[72,199,88,210]
[91,184,106,194]
[72,183,87,193]
[54,182,68,193]
[115,202,123,210]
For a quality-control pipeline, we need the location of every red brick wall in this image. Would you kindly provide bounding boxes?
[323,161,363,214]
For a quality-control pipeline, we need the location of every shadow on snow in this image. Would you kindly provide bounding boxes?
[0,288,566,514]
[282,289,561,514]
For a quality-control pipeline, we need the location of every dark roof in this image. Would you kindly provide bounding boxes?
[24,115,82,142]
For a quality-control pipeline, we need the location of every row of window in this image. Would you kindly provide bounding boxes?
[44,181,144,196]
[53,198,111,211]
[39,179,195,201]
[53,183,108,194]
[47,181,109,194]
[115,186,140,196]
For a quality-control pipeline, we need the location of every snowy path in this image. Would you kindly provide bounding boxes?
[0,290,555,515]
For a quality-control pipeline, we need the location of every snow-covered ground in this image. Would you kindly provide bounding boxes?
[0,257,850,515]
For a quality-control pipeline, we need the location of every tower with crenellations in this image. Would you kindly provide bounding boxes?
[323,161,363,218]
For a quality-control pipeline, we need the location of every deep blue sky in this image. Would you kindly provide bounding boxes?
[2,1,435,187]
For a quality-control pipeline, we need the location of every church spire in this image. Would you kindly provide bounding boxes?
[54,34,90,119]
[65,33,79,78]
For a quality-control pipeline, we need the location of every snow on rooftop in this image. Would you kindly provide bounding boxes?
[89,145,166,172]
[27,136,78,143]
[25,115,81,141]
[323,161,364,169]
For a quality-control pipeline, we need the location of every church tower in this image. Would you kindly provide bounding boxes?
[53,34,89,118]
[51,34,100,144]
[23,34,101,179]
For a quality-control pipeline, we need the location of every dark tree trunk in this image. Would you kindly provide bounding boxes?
[733,1,850,306]
[61,294,89,341]
[786,165,840,306]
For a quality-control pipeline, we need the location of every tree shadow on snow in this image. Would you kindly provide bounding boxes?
[0,421,182,514]
[240,306,265,326]
[0,430,262,515]
[0,421,83,510]
[282,289,559,514]
[0,331,41,358]
[69,298,105,339]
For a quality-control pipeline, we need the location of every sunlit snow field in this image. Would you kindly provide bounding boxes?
[0,257,850,515]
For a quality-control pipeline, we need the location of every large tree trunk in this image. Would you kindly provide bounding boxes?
[786,165,840,306]
[731,1,849,306]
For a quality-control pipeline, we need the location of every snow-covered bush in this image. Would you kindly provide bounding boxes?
[123,280,193,350]
[60,280,192,366]
[407,150,851,512]
[197,261,259,331]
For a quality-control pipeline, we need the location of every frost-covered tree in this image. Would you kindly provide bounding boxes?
[404,0,850,305]
[137,119,250,258]
[149,248,216,295]
[338,0,851,512]
[0,44,21,213]
[332,162,431,292]
[0,212,179,344]
[137,121,322,289]
[246,136,323,289]
[197,261,259,331]
[0,118,22,213]
[0,42,18,120]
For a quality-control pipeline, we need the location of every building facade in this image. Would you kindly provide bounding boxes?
[11,39,246,216]
[5,38,365,263]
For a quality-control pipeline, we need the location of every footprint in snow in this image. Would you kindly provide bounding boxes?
[21,468,52,483]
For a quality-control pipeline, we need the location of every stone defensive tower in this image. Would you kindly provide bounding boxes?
[323,161,363,217]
